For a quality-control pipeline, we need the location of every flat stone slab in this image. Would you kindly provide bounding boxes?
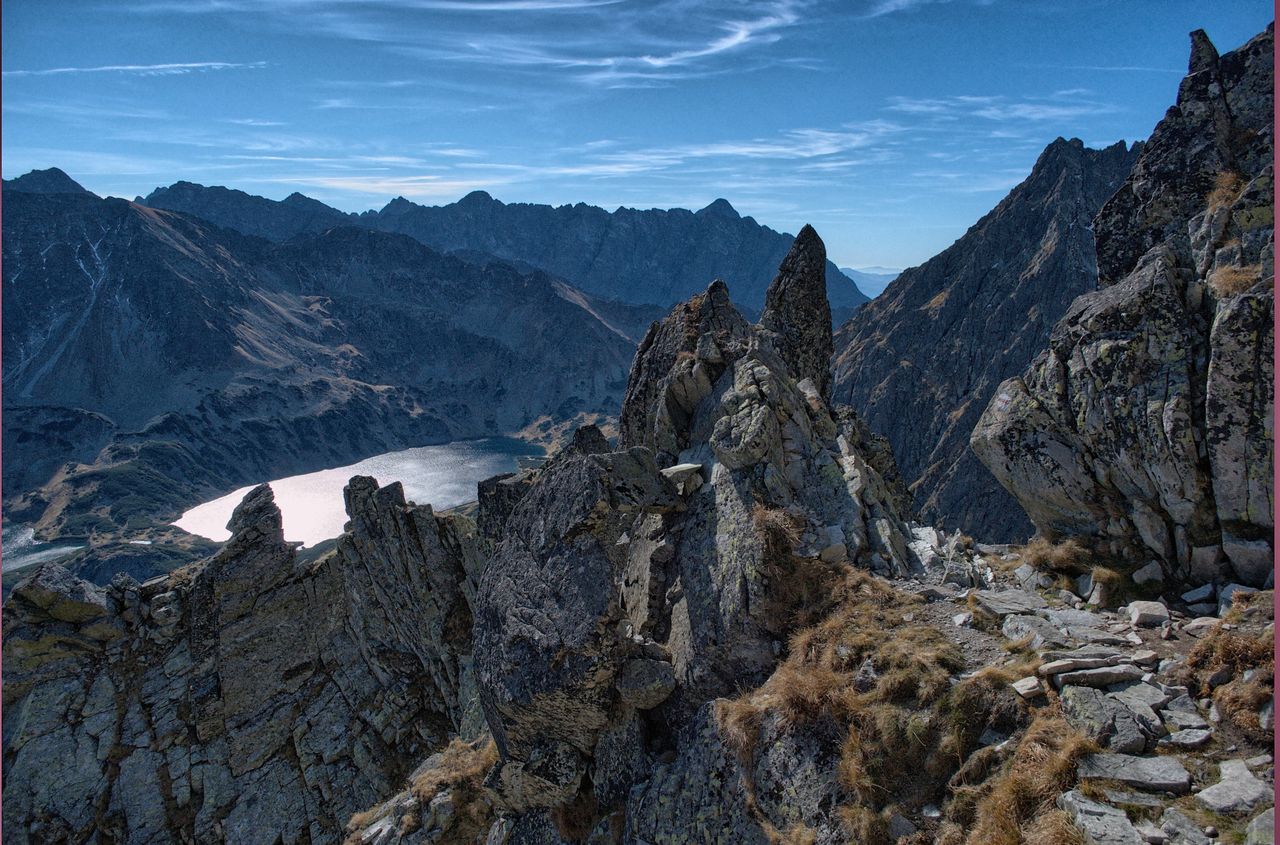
[1195,759,1271,815]
[1054,664,1145,689]
[1160,808,1210,845]
[1077,753,1191,793]
[1002,614,1067,648]
[1042,646,1127,663]
[1162,709,1208,731]
[1156,728,1212,750]
[1040,656,1117,676]
[973,588,1048,618]
[1040,607,1109,629]
[1011,676,1044,699]
[1061,685,1147,754]
[1056,790,1143,845]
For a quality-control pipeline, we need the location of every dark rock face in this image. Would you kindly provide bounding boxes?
[473,227,918,821]
[2,190,636,544]
[1,477,487,842]
[142,184,870,311]
[2,167,92,195]
[141,180,354,241]
[973,25,1274,585]
[759,224,835,401]
[832,137,1140,541]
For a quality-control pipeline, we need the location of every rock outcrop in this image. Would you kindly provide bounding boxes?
[832,137,1140,542]
[973,25,1274,586]
[471,226,919,832]
[2,478,485,842]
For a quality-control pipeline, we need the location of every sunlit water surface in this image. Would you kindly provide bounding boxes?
[174,438,543,546]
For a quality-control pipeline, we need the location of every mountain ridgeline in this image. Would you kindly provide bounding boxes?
[140,184,870,311]
[1,182,638,556]
[974,24,1275,587]
[832,138,1142,541]
[0,22,1275,845]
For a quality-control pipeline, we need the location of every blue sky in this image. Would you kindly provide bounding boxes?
[2,1,1272,268]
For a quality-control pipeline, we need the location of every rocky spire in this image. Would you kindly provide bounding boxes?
[758,224,834,400]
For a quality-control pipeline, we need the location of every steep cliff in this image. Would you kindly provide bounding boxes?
[832,138,1140,542]
[2,480,486,842]
[973,25,1274,586]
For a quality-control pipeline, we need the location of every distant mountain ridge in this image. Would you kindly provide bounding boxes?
[832,137,1141,541]
[140,183,870,310]
[2,188,640,554]
[3,167,93,195]
[839,266,900,298]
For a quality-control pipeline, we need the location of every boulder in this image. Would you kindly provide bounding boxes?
[1057,790,1144,845]
[1077,753,1191,793]
[1194,759,1271,814]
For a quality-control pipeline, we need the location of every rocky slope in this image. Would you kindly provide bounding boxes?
[3,214,1273,845]
[1,225,910,841]
[2,479,488,842]
[832,137,1140,542]
[141,185,870,311]
[2,188,637,550]
[973,25,1274,587]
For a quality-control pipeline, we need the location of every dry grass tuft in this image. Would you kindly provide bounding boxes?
[1181,628,1273,694]
[962,714,1096,845]
[1209,263,1263,298]
[1023,809,1089,845]
[410,737,498,803]
[718,569,1012,838]
[1017,536,1090,576]
[1206,170,1245,209]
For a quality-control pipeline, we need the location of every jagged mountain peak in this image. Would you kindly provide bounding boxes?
[760,224,833,399]
[1188,28,1221,73]
[695,197,740,219]
[457,189,496,206]
[832,135,1141,540]
[4,167,92,196]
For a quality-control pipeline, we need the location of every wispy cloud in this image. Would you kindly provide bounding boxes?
[123,0,812,88]
[2,61,266,78]
[863,0,994,18]
[887,91,1117,123]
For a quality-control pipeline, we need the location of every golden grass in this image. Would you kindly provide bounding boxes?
[410,737,498,803]
[340,737,500,845]
[1016,536,1090,575]
[1206,170,1245,210]
[1209,263,1263,298]
[1022,809,1089,845]
[961,714,1097,845]
[717,569,1007,840]
[1181,628,1273,694]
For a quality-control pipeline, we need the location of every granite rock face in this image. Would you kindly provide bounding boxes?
[832,137,1139,542]
[759,224,835,400]
[2,478,485,843]
[973,26,1274,584]
[472,227,918,826]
